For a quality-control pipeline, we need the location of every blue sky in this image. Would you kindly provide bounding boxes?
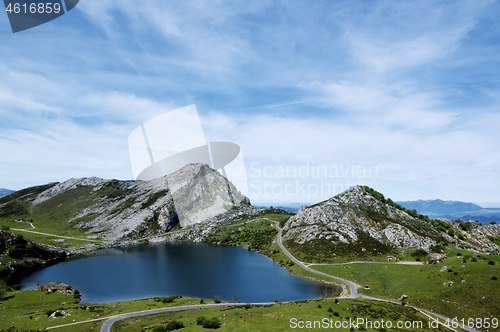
[1,0,499,206]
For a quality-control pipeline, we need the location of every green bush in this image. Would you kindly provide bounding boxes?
[411,249,428,258]
[165,320,184,331]
[429,245,445,253]
[196,316,221,329]
[161,296,177,304]
[200,299,204,304]
[214,298,221,303]
[458,234,465,241]
[492,276,498,281]
[489,260,495,266]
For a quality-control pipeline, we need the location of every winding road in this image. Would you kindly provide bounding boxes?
[268,219,361,298]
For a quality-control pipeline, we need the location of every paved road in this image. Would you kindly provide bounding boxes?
[100,303,275,332]
[267,219,361,298]
[307,261,424,266]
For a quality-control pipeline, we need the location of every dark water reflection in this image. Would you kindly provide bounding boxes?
[20,242,340,303]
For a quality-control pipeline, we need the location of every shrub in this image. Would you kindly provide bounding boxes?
[411,249,428,257]
[492,276,498,280]
[327,308,333,313]
[165,320,184,331]
[200,299,204,304]
[334,299,339,304]
[489,260,495,266]
[333,312,339,317]
[317,304,322,308]
[161,296,176,304]
[448,229,455,237]
[244,303,251,309]
[430,244,445,253]
[458,235,465,241]
[196,316,221,329]
[214,298,221,303]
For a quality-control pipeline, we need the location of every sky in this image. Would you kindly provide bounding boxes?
[1,0,499,206]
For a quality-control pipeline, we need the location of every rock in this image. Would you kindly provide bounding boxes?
[282,185,500,254]
[3,163,251,241]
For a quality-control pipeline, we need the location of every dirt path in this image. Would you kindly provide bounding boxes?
[10,228,102,242]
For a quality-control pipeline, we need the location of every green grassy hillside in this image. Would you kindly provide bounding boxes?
[313,255,500,320]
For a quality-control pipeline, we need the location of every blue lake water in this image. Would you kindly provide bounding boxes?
[20,242,340,303]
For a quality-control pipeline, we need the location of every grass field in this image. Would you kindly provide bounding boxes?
[111,298,449,332]
[0,287,204,331]
[1,186,108,240]
[313,256,500,321]
[1,289,461,332]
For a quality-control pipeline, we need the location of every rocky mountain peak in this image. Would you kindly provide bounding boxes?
[166,163,249,227]
[282,186,500,261]
[0,163,251,241]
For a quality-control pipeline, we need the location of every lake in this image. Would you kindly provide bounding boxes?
[20,242,340,303]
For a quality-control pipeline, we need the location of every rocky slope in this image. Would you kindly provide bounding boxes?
[282,186,500,260]
[0,163,251,241]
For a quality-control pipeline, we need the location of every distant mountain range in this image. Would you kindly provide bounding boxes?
[0,189,14,197]
[396,199,500,224]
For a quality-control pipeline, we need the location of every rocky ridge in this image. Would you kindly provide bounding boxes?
[282,186,500,254]
[0,163,252,242]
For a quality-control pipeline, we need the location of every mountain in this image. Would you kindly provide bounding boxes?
[282,186,500,262]
[0,188,14,197]
[397,199,500,223]
[0,163,252,241]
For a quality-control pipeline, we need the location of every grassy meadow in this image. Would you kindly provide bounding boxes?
[313,256,500,321]
[111,298,449,332]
